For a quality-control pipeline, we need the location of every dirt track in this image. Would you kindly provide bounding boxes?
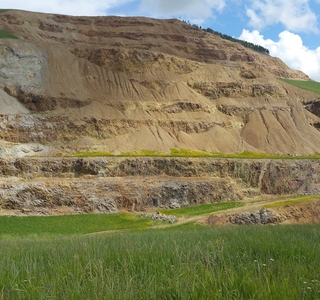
[161,196,320,227]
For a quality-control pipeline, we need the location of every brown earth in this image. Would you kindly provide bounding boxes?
[1,10,320,222]
[1,9,320,156]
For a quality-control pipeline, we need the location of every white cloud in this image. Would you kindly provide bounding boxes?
[246,0,318,33]
[0,0,226,20]
[0,0,134,16]
[239,29,320,81]
[139,0,226,23]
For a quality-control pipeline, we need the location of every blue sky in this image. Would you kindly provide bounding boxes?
[1,0,320,81]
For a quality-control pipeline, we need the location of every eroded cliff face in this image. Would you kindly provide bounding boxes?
[1,157,320,215]
[1,11,320,216]
[1,10,320,156]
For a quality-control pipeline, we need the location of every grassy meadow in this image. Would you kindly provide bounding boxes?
[0,212,319,299]
[0,213,154,239]
[280,78,320,95]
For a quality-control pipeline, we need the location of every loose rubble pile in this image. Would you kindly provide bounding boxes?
[140,212,178,223]
[228,208,280,225]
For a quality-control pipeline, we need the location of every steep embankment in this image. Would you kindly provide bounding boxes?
[1,10,320,155]
[1,156,320,215]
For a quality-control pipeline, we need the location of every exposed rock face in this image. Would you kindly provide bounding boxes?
[228,208,281,225]
[207,201,320,225]
[1,10,320,216]
[0,10,320,155]
[0,177,240,215]
[0,40,48,95]
[1,157,320,215]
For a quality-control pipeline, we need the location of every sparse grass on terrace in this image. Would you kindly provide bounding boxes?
[0,29,18,39]
[280,78,320,95]
[73,151,114,157]
[72,149,320,159]
[263,195,318,209]
[156,201,244,217]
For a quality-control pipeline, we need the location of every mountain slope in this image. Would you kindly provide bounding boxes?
[0,9,320,156]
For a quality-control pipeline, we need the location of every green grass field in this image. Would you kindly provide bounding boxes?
[0,202,250,239]
[0,213,155,238]
[0,223,319,299]
[280,78,320,95]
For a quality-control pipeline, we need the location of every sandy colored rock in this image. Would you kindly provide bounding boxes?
[0,10,319,155]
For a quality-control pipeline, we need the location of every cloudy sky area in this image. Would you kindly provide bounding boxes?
[1,0,320,81]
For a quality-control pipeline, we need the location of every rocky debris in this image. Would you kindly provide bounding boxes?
[140,212,178,223]
[228,208,281,225]
[207,208,281,225]
[300,190,320,195]
[207,201,320,225]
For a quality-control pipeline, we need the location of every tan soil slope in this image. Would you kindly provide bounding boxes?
[1,10,320,155]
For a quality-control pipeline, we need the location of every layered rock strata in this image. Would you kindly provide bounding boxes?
[1,157,320,215]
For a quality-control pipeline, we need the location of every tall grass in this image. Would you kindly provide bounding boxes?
[0,213,153,238]
[0,224,319,299]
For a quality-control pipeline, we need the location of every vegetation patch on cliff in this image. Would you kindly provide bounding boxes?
[280,78,320,95]
[0,29,18,39]
[72,149,320,159]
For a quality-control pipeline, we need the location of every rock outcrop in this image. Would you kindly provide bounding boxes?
[207,201,320,225]
[1,157,320,215]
